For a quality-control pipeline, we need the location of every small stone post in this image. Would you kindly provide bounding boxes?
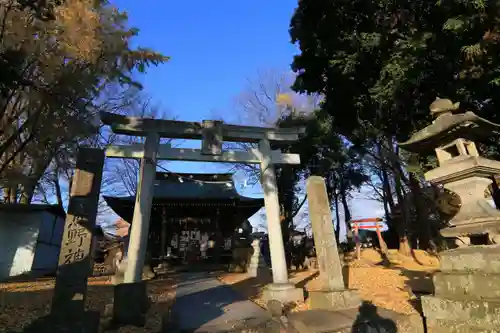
[306,176,361,310]
[259,139,303,304]
[51,148,104,331]
[247,238,270,278]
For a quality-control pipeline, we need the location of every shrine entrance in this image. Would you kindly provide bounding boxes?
[98,112,305,304]
[104,171,264,267]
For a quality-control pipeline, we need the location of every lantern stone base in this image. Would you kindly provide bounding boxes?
[308,289,361,311]
[287,306,424,333]
[422,296,500,332]
[262,283,304,304]
[422,245,500,333]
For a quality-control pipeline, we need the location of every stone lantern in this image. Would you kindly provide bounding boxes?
[399,98,500,333]
[399,98,500,246]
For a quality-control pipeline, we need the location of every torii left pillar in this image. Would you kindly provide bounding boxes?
[124,132,160,282]
[113,133,159,327]
[259,139,304,305]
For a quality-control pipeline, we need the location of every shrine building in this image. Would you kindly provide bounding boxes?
[104,172,263,264]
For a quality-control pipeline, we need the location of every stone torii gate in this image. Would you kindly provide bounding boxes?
[101,112,305,303]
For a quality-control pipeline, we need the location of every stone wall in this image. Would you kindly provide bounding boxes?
[0,210,64,279]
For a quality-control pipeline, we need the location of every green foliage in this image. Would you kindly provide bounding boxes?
[289,0,500,143]
[279,109,368,201]
[288,0,500,250]
[0,0,169,201]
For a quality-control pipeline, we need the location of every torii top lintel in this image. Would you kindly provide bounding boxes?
[100,112,305,143]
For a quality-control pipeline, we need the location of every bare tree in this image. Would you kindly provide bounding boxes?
[214,69,321,245]
[31,88,174,224]
[223,69,320,181]
[106,98,174,196]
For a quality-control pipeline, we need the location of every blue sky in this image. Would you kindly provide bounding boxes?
[104,0,384,232]
[112,0,299,122]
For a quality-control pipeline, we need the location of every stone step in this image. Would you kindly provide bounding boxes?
[308,289,361,311]
[422,295,500,328]
[287,306,424,333]
[440,245,500,273]
[433,271,500,299]
[426,319,499,333]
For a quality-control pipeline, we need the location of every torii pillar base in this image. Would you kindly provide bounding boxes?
[263,283,304,305]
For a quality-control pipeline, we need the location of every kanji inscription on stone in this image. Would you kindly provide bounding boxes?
[51,148,105,322]
[306,176,345,290]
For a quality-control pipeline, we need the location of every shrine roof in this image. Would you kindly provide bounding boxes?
[104,172,263,203]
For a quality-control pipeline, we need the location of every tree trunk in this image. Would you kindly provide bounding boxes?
[409,173,431,250]
[340,186,352,240]
[9,186,17,203]
[377,141,396,211]
[333,194,341,244]
[19,156,52,204]
[394,172,411,256]
[68,169,74,195]
[54,170,64,209]
[382,192,391,222]
[389,138,411,256]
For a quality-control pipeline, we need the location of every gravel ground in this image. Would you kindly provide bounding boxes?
[0,275,177,333]
[218,249,439,316]
[0,249,437,332]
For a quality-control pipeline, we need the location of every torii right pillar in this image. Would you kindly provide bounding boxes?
[259,139,304,304]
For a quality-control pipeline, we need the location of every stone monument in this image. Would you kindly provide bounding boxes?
[24,148,104,333]
[286,176,424,333]
[399,98,500,332]
[305,176,361,310]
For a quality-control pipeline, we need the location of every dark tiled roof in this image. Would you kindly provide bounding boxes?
[152,172,241,199]
[105,172,261,202]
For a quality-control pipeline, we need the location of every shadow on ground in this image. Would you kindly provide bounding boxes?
[168,272,272,332]
[218,268,323,306]
[351,301,398,333]
[367,251,435,315]
[286,301,402,333]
